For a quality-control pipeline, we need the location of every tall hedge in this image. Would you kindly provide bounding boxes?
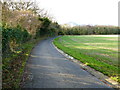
[2,26,31,57]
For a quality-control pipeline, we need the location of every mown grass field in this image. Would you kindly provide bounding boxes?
[53,35,119,82]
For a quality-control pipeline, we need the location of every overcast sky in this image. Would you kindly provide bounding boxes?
[10,0,118,26]
[35,0,119,26]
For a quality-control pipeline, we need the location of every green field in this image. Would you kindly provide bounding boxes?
[53,35,119,82]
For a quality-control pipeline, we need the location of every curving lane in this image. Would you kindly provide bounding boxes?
[22,37,113,89]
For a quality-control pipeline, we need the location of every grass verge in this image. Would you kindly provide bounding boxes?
[2,36,47,88]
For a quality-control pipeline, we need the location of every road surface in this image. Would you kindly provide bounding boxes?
[22,37,113,88]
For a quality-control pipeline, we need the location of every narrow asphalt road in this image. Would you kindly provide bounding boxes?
[22,37,113,88]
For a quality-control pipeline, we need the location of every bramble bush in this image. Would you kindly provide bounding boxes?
[2,25,32,88]
[2,26,31,57]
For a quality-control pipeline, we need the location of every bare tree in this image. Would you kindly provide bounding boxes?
[2,0,43,35]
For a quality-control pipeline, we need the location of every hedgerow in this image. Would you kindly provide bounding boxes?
[2,26,31,57]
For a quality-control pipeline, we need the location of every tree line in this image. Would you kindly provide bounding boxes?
[58,25,119,35]
[2,1,61,57]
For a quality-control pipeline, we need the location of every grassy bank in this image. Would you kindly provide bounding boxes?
[53,35,119,82]
[2,36,47,88]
